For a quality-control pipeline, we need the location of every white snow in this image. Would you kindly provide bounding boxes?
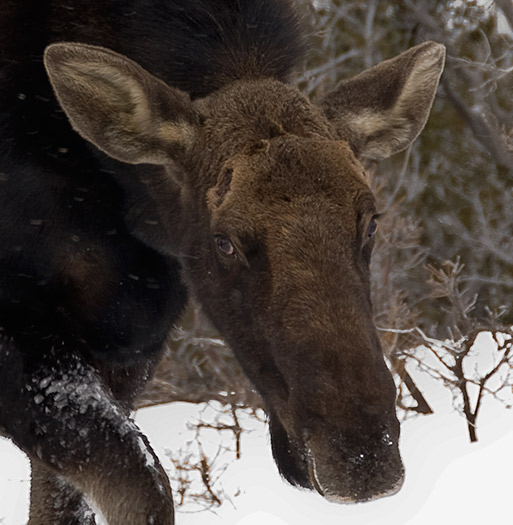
[1,334,512,524]
[136,435,156,468]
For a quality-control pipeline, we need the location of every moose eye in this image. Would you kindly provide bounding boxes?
[366,216,378,239]
[215,236,236,257]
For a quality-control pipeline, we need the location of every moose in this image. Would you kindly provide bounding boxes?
[0,0,444,523]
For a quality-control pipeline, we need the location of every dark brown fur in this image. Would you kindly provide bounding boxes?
[0,1,444,522]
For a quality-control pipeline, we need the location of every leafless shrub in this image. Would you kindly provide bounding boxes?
[166,403,265,512]
[381,260,513,442]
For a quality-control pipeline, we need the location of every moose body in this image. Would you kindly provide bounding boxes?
[0,1,444,523]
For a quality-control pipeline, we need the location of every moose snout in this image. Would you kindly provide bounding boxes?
[265,272,405,502]
[305,424,404,503]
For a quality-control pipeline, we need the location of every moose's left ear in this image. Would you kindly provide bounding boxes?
[44,43,199,166]
[321,42,445,160]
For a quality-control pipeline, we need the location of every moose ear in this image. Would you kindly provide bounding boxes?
[321,42,445,160]
[44,43,198,165]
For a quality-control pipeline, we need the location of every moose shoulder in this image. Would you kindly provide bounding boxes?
[0,0,444,523]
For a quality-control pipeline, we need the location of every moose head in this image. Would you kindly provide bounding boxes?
[44,40,444,503]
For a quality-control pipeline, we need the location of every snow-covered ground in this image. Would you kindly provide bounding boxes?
[1,335,512,524]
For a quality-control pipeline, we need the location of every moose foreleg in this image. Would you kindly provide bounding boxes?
[1,348,174,525]
[29,460,96,525]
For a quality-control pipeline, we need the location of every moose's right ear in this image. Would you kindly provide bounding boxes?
[321,42,445,161]
[44,43,199,166]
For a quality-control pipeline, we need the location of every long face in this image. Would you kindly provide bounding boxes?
[44,40,444,504]
[179,81,404,502]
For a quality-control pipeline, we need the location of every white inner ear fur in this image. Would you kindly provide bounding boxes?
[65,61,154,134]
[349,44,445,160]
[59,58,194,164]
[391,43,446,134]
